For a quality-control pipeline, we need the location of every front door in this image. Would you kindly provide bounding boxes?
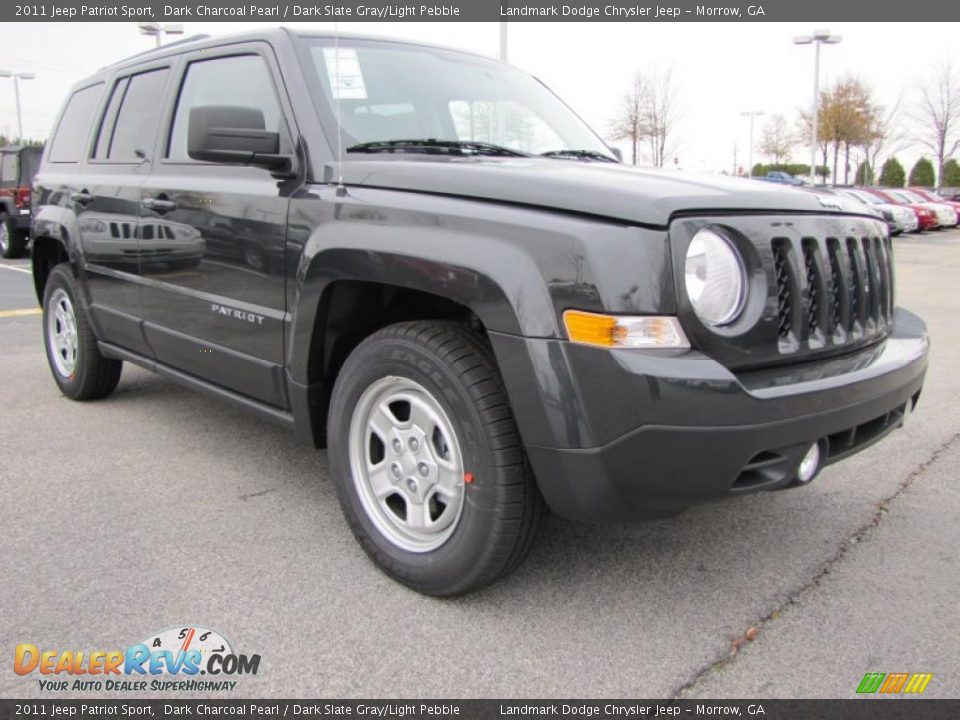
[137,46,292,408]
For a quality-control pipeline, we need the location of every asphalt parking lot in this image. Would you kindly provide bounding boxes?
[1,231,958,700]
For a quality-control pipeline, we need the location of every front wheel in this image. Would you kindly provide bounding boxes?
[42,264,122,400]
[328,321,544,596]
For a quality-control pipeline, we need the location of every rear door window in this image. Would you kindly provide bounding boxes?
[103,69,170,161]
[92,76,130,160]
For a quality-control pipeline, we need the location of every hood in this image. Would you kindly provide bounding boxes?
[327,156,873,227]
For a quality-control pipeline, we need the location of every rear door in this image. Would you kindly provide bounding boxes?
[137,44,293,408]
[78,64,173,355]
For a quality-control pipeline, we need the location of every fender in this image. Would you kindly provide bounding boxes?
[32,204,79,258]
[283,183,674,449]
[30,200,98,325]
[285,183,573,385]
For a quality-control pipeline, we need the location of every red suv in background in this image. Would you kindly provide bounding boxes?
[0,145,43,258]
[909,187,960,224]
[863,188,938,231]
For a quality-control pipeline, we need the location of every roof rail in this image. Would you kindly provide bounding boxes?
[102,34,211,68]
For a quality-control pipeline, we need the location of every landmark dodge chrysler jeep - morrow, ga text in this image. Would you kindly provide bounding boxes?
[32,29,928,595]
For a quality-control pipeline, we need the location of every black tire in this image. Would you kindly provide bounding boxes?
[328,321,544,596]
[0,212,25,259]
[42,264,122,400]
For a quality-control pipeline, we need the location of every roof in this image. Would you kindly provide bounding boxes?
[97,26,502,75]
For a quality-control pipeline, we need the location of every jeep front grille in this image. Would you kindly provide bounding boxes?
[772,240,792,340]
[771,234,893,353]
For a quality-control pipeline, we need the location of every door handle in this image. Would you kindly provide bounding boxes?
[142,196,177,213]
[70,191,93,205]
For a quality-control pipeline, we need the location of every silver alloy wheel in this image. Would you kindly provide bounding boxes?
[348,376,466,553]
[47,288,78,378]
[0,221,8,254]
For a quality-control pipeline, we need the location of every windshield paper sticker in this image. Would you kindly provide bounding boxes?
[323,48,367,99]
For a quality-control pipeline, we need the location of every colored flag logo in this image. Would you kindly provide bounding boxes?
[856,672,933,694]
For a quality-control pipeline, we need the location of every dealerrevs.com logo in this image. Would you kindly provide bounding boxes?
[14,626,261,692]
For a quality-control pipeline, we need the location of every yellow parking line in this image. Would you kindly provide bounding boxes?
[0,307,41,318]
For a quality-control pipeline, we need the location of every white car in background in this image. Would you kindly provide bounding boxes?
[836,188,919,234]
[887,189,959,228]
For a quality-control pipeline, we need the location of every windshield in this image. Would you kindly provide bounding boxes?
[843,190,881,206]
[297,37,615,160]
[899,190,926,203]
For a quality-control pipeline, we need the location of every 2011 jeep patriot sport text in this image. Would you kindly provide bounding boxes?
[31,29,929,595]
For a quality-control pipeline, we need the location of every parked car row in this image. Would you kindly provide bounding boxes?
[825,186,960,235]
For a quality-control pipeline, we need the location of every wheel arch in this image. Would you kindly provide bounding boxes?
[286,250,529,448]
[31,205,82,303]
[31,234,72,305]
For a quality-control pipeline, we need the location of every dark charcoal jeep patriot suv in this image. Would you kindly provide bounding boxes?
[32,29,929,595]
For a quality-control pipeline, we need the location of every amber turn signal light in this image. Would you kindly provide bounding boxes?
[563,310,690,349]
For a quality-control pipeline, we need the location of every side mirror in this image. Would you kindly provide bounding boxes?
[609,146,623,163]
[188,105,291,173]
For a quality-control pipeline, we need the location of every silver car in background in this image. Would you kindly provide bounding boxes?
[835,188,918,234]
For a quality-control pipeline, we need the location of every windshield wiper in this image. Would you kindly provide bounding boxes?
[346,139,531,157]
[540,149,619,163]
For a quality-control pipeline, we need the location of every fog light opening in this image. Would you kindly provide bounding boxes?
[900,399,913,428]
[797,442,823,484]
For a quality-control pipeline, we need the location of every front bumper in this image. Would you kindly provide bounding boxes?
[936,209,959,227]
[494,308,928,522]
[896,214,919,233]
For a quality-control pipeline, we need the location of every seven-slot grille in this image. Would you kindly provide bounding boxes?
[771,235,894,352]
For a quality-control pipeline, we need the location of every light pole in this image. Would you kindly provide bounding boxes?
[0,70,36,144]
[740,110,764,178]
[794,29,842,185]
[138,22,184,48]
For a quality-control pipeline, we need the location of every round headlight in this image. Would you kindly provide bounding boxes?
[684,229,747,326]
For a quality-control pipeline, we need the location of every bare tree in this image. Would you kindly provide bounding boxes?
[759,114,794,165]
[608,74,645,165]
[608,66,681,168]
[862,94,909,182]
[640,66,680,168]
[915,58,960,186]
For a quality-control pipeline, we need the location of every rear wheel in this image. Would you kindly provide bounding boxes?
[42,264,122,400]
[0,212,25,259]
[328,321,544,596]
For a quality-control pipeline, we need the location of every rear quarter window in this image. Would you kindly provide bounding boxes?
[48,83,104,163]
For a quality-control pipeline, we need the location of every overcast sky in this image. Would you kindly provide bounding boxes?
[1,22,957,173]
